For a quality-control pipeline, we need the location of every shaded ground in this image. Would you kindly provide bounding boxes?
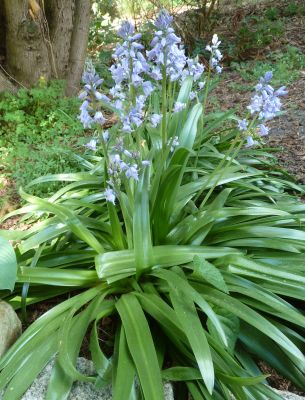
[211,71,305,183]
[259,361,305,397]
[207,3,305,182]
[268,77,305,183]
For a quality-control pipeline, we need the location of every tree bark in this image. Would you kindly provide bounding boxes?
[0,0,5,62]
[0,70,16,93]
[1,0,91,95]
[44,0,74,78]
[65,0,91,96]
[4,0,51,87]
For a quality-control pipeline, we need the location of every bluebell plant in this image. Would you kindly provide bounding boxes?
[2,10,305,400]
[80,10,286,206]
[237,71,287,147]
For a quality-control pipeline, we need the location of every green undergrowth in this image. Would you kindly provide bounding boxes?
[230,45,305,91]
[0,80,87,206]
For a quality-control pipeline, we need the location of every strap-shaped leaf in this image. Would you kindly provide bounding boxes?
[19,188,104,254]
[2,334,57,400]
[133,167,153,278]
[17,267,98,286]
[169,287,214,394]
[108,202,126,250]
[90,317,112,388]
[0,236,17,291]
[192,256,229,294]
[207,306,240,355]
[178,103,202,150]
[240,323,305,389]
[112,326,137,400]
[154,268,228,347]
[198,284,305,369]
[152,148,190,242]
[95,245,241,281]
[0,286,103,387]
[46,298,114,400]
[116,293,164,400]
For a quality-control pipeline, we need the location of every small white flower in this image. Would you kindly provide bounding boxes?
[102,130,109,142]
[215,49,222,61]
[125,164,139,181]
[258,124,269,136]
[245,136,257,148]
[189,91,196,100]
[168,136,179,152]
[104,187,116,204]
[123,149,133,158]
[211,34,221,48]
[94,111,106,125]
[237,119,248,131]
[150,113,162,127]
[84,139,98,151]
[173,102,186,113]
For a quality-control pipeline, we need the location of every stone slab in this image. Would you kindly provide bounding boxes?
[1,357,304,399]
[0,358,174,399]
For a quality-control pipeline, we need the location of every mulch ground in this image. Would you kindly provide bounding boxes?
[209,68,305,183]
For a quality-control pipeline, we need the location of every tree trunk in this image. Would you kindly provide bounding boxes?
[0,0,5,63]
[0,0,91,94]
[4,0,51,87]
[0,70,17,92]
[44,0,75,79]
[65,0,91,96]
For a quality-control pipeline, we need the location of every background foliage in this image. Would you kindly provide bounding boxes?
[0,80,85,207]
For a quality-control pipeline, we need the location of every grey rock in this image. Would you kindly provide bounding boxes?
[0,301,22,357]
[230,389,305,400]
[1,358,174,399]
[274,390,305,400]
[1,355,303,400]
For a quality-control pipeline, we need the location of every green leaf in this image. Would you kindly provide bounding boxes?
[95,245,242,282]
[240,324,305,390]
[198,285,305,369]
[162,366,202,381]
[19,188,105,254]
[177,76,193,103]
[112,326,137,400]
[152,148,190,242]
[193,256,229,293]
[0,236,17,291]
[17,267,98,287]
[133,167,153,279]
[153,268,228,347]
[2,334,57,400]
[169,286,214,394]
[45,298,114,400]
[108,202,126,250]
[179,103,203,150]
[207,306,240,354]
[116,294,164,400]
[90,320,112,388]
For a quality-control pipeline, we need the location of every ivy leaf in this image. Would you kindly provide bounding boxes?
[192,255,229,293]
[0,236,17,291]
